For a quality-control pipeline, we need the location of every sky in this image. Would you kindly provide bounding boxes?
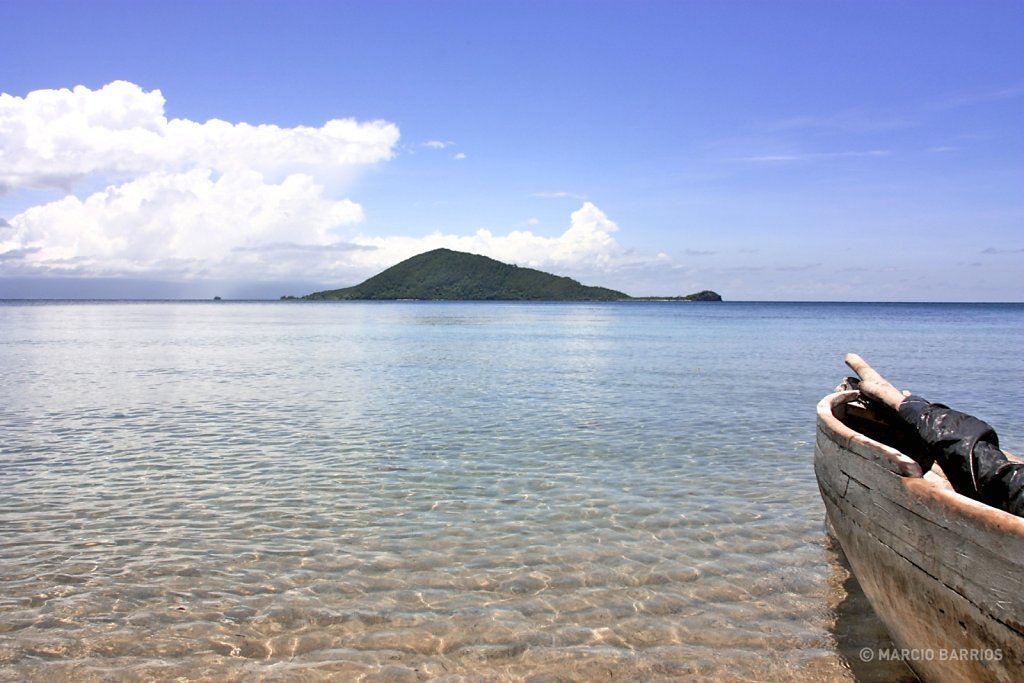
[1,0,1022,301]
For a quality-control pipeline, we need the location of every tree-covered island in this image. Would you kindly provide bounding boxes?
[288,248,721,302]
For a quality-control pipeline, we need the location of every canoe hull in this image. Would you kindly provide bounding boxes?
[815,391,1024,683]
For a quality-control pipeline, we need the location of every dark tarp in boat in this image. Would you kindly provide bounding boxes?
[897,395,1024,517]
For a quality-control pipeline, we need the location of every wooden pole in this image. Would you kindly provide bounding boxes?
[844,353,907,411]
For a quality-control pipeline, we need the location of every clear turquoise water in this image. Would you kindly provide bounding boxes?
[1,301,1021,681]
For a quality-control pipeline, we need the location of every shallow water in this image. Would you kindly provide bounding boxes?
[2,301,1021,681]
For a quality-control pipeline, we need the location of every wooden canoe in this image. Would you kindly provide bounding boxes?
[815,390,1024,683]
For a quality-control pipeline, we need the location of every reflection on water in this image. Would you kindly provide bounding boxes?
[3,301,1021,681]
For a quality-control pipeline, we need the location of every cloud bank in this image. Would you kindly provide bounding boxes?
[4,169,363,278]
[0,81,401,281]
[0,81,398,191]
[343,201,624,274]
[1,82,647,291]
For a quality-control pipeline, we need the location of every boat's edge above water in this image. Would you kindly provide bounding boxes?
[814,390,1024,683]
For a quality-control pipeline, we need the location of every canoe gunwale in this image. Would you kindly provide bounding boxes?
[817,390,1024,534]
[816,390,924,478]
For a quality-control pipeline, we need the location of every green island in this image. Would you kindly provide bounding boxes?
[286,248,721,302]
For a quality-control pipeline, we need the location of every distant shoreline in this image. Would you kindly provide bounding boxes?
[2,299,1023,305]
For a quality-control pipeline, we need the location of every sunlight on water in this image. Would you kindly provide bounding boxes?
[2,301,1021,681]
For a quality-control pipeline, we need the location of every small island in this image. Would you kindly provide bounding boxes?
[632,290,723,302]
[287,248,721,302]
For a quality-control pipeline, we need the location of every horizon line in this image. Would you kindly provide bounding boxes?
[1,298,1022,305]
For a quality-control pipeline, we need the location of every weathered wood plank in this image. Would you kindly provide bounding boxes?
[816,418,1024,565]
[815,390,1024,683]
[820,437,1024,628]
[821,480,1024,683]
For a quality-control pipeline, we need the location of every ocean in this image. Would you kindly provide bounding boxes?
[1,301,1022,681]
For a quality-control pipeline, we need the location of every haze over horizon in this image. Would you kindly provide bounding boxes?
[1,0,1022,302]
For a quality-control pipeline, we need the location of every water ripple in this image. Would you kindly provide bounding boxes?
[6,301,1011,680]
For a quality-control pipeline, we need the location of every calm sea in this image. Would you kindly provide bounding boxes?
[1,301,1022,682]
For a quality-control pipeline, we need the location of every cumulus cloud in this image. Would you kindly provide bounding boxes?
[3,179,637,284]
[0,81,399,191]
[0,82,650,289]
[289,201,630,286]
[341,201,625,275]
[4,169,363,278]
[0,80,404,281]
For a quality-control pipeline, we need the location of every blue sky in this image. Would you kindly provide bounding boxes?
[1,0,1021,301]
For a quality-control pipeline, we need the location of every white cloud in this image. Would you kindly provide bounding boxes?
[929,82,1024,110]
[0,81,399,192]
[0,82,654,290]
[532,190,588,200]
[343,201,625,274]
[4,169,363,278]
[3,191,641,284]
[422,140,454,149]
[741,149,890,163]
[767,110,913,133]
[452,152,467,161]
[0,80,402,281]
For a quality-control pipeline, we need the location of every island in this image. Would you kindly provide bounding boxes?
[289,248,721,302]
[632,291,723,302]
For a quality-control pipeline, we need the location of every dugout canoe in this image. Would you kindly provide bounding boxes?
[815,390,1024,683]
